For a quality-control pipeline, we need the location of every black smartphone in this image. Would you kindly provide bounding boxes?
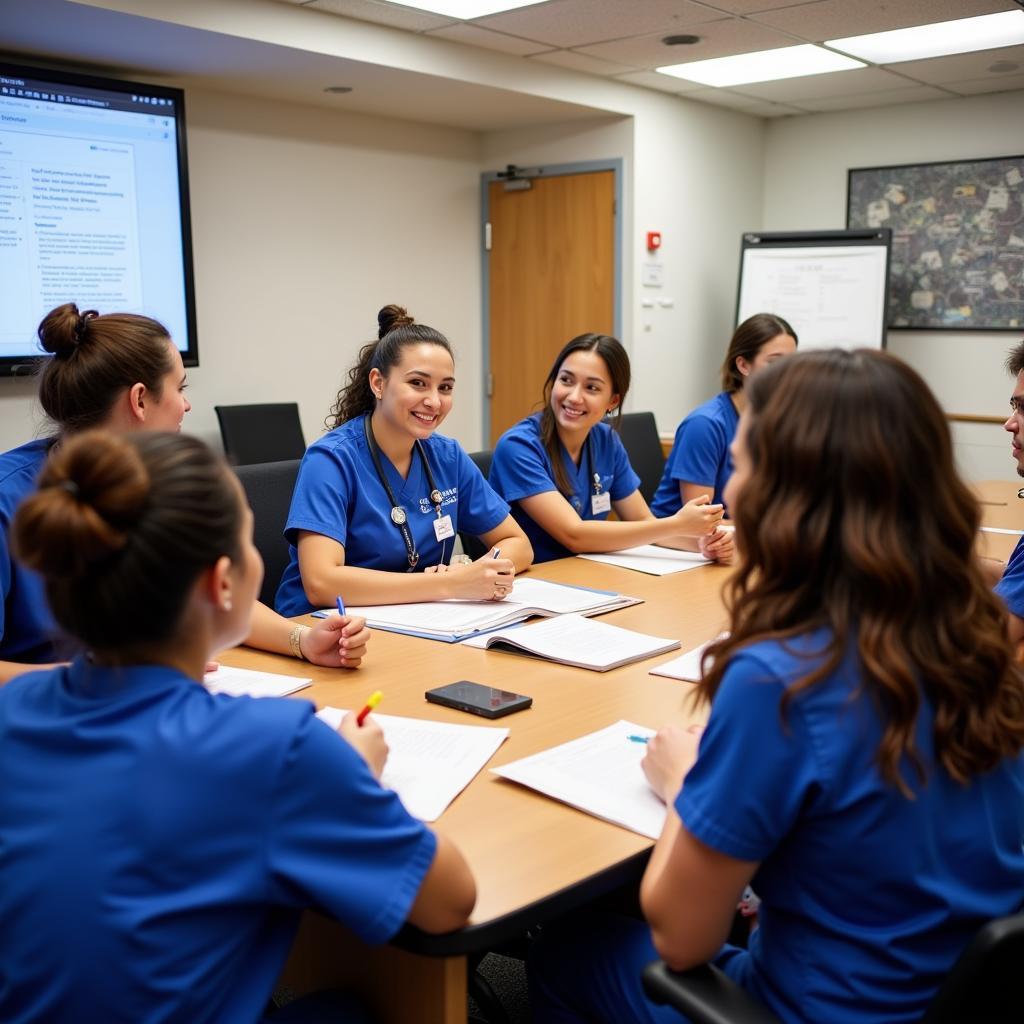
[425,680,532,719]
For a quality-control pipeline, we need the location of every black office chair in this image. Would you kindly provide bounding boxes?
[458,450,494,561]
[215,403,306,466]
[641,910,1024,1024]
[233,459,301,608]
[618,411,665,504]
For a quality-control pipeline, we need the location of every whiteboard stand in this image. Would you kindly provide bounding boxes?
[736,229,892,351]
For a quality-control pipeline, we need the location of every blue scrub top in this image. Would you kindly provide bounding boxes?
[677,632,1024,1024]
[0,659,436,1023]
[275,414,510,615]
[0,438,64,664]
[650,391,739,516]
[489,414,640,564]
[996,535,1024,618]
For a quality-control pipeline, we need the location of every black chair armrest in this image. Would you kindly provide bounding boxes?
[642,960,783,1024]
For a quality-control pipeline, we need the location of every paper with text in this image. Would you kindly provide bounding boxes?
[316,707,508,821]
[204,666,311,698]
[492,720,666,838]
[579,545,710,576]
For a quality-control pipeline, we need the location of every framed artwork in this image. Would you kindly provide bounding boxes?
[847,154,1024,330]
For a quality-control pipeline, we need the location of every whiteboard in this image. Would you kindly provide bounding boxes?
[737,231,891,350]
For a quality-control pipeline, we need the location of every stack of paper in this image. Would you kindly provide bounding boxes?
[492,720,666,838]
[316,576,641,643]
[649,633,728,681]
[461,612,680,671]
[204,665,311,698]
[316,707,508,821]
[579,545,710,575]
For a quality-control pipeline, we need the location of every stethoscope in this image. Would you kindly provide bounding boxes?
[363,414,443,571]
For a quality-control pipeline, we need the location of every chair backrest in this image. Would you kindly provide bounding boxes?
[618,411,665,504]
[459,450,494,561]
[233,459,301,608]
[215,403,306,466]
[922,911,1024,1023]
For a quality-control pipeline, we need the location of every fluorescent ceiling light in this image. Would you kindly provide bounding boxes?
[657,44,865,87]
[828,11,1024,64]
[383,0,548,18]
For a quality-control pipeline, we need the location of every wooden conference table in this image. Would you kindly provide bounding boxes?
[219,554,731,1024]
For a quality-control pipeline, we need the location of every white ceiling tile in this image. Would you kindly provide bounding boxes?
[613,69,706,93]
[750,0,1016,43]
[424,24,545,55]
[736,66,913,101]
[796,84,954,111]
[473,0,726,49]
[943,76,1024,96]
[530,49,639,75]
[576,18,800,69]
[890,44,1024,84]
[684,87,806,116]
[691,1,830,13]
[305,0,456,32]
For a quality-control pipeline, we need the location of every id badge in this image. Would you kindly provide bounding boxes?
[591,491,611,515]
[433,514,455,541]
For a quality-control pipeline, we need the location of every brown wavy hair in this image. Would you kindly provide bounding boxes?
[326,304,453,429]
[700,348,1024,794]
[539,333,630,497]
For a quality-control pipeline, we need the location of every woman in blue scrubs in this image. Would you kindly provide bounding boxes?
[0,429,475,1022]
[0,303,370,683]
[488,333,731,565]
[529,350,1024,1024]
[650,313,797,519]
[275,305,532,614]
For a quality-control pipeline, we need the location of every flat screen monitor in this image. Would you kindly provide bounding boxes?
[0,61,196,375]
[736,229,891,350]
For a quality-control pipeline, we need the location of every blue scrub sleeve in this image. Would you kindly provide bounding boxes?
[0,516,12,644]
[491,430,558,503]
[667,415,727,487]
[267,711,437,944]
[454,447,511,538]
[608,431,642,500]
[676,652,822,863]
[995,536,1024,619]
[284,446,352,549]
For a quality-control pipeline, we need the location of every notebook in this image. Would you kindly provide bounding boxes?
[649,633,728,681]
[315,576,641,643]
[579,545,711,576]
[460,612,680,671]
[492,720,666,838]
[316,707,508,821]
[204,665,312,698]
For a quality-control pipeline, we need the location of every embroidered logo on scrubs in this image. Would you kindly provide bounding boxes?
[419,486,458,513]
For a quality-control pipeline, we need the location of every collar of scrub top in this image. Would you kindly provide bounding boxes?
[362,413,443,571]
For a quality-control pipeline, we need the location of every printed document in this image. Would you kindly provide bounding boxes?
[492,720,666,839]
[204,665,311,698]
[649,633,728,681]
[579,545,710,576]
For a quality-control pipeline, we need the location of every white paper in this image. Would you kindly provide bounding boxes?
[316,707,508,822]
[579,545,710,576]
[649,632,728,681]
[492,720,666,839]
[204,665,311,698]
[980,526,1024,536]
[462,613,679,671]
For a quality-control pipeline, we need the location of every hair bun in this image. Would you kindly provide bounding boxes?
[37,302,87,358]
[377,304,414,339]
[13,432,150,581]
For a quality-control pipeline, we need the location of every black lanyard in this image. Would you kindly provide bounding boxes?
[363,415,442,571]
[585,434,602,495]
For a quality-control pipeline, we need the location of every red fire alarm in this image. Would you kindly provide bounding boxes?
[646,231,662,252]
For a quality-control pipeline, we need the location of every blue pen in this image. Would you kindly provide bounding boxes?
[492,548,501,559]
[627,734,650,744]
[336,596,346,617]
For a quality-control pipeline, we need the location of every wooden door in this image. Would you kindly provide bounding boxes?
[487,170,616,445]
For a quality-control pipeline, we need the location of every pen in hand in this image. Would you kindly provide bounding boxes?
[356,690,383,727]
[336,596,346,617]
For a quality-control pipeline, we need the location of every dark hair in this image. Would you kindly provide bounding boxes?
[12,430,242,658]
[720,312,797,394]
[700,349,1024,794]
[326,304,454,429]
[35,303,175,433]
[539,333,631,498]
[1006,339,1024,378]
